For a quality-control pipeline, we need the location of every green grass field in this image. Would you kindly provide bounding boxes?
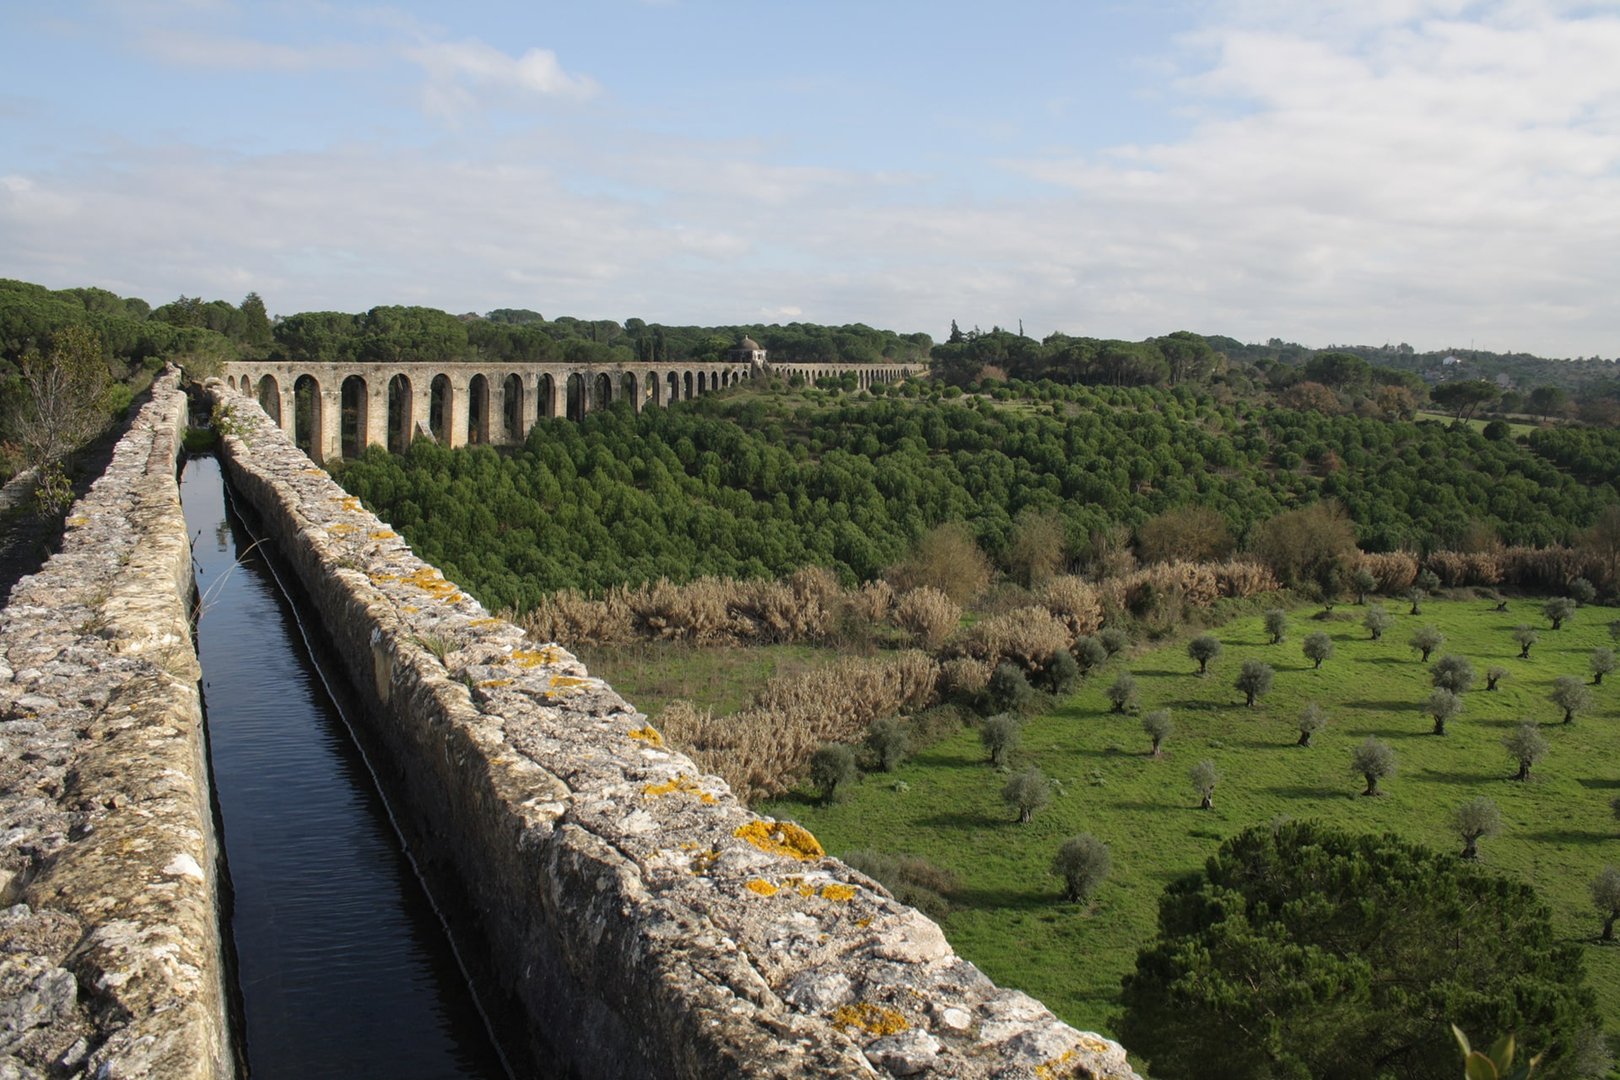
[574,640,840,718]
[762,598,1620,1041]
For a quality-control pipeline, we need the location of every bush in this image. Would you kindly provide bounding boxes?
[885,522,991,606]
[1416,568,1441,593]
[841,850,958,918]
[1142,709,1173,757]
[981,713,1021,766]
[1118,821,1604,1080]
[1002,767,1051,823]
[810,743,857,803]
[1297,702,1327,746]
[865,716,910,772]
[1569,577,1597,605]
[1188,633,1222,675]
[1098,626,1130,656]
[1234,660,1274,707]
[893,586,961,648]
[1073,635,1109,674]
[1247,501,1358,591]
[1041,649,1081,694]
[1052,834,1111,905]
[939,656,992,701]
[1301,631,1334,669]
[1042,575,1104,638]
[1106,672,1139,713]
[1357,551,1419,594]
[988,662,1037,714]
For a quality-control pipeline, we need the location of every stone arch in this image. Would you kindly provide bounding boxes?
[257,374,282,425]
[683,370,694,400]
[667,371,680,404]
[340,374,368,459]
[711,369,720,391]
[696,371,707,395]
[467,374,490,445]
[593,373,613,411]
[387,374,413,454]
[429,374,453,443]
[537,373,557,419]
[293,374,322,463]
[503,373,524,442]
[619,372,638,411]
[566,373,587,422]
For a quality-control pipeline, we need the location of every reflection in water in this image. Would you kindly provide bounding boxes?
[182,455,510,1080]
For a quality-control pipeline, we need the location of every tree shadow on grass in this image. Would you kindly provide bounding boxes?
[1360,656,1417,665]
[1342,726,1433,741]
[1342,698,1419,711]
[951,884,1050,911]
[1522,828,1610,846]
[1414,767,1502,786]
[919,809,1006,830]
[1264,784,1348,800]
[1133,667,1189,679]
[1074,745,1132,760]
[1577,776,1620,790]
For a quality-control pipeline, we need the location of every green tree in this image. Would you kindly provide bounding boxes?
[1002,766,1051,823]
[1302,631,1334,669]
[1264,608,1288,645]
[1189,760,1218,810]
[981,713,1020,767]
[8,324,115,510]
[1352,737,1397,795]
[1117,822,1601,1080]
[1410,625,1445,662]
[1297,702,1328,747]
[1187,634,1222,675]
[1052,834,1110,906]
[1142,709,1173,757]
[1234,660,1274,707]
[1504,722,1548,782]
[1590,648,1615,686]
[1543,597,1576,631]
[1431,654,1476,695]
[988,662,1036,714]
[1550,675,1592,724]
[1487,664,1509,691]
[1352,567,1377,603]
[1454,796,1501,860]
[809,743,857,803]
[1106,672,1138,714]
[1364,605,1394,640]
[1426,688,1462,736]
[240,291,272,346]
[1514,624,1539,659]
[1592,867,1620,941]
[865,716,909,772]
[1431,379,1501,425]
[1528,385,1571,422]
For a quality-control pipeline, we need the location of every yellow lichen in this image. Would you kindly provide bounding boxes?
[510,646,564,668]
[689,848,719,874]
[403,566,459,599]
[734,820,824,862]
[548,674,591,690]
[477,678,514,689]
[328,522,358,537]
[369,529,396,541]
[745,878,780,897]
[627,726,665,747]
[1035,1050,1077,1079]
[855,917,872,929]
[641,774,716,804]
[339,496,363,512]
[469,617,501,628]
[66,516,88,528]
[830,1003,909,1037]
[368,572,399,584]
[819,883,857,902]
[402,605,419,614]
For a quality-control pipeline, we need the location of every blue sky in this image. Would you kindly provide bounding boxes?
[3,0,1618,356]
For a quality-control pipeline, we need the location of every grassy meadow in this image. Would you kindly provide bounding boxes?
[761,597,1620,1040]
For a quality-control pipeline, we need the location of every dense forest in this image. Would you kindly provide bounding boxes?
[330,380,1620,613]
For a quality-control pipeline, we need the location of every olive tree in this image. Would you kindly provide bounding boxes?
[1593,867,1620,941]
[1297,702,1328,747]
[1485,664,1509,691]
[1351,567,1377,603]
[1099,627,1130,656]
[1074,635,1109,674]
[1363,605,1394,641]
[1431,654,1476,695]
[810,743,857,803]
[1513,624,1539,659]
[866,716,910,772]
[1406,587,1425,615]
[1142,709,1173,757]
[1187,634,1222,675]
[1454,796,1501,860]
[1105,672,1138,714]
[1550,675,1593,724]
[1503,722,1548,781]
[1052,834,1111,905]
[1544,596,1576,630]
[1189,760,1218,810]
[1592,648,1616,686]
[1002,767,1051,823]
[1234,660,1274,707]
[1302,631,1334,670]
[1264,609,1288,645]
[981,713,1021,766]
[1351,737,1396,796]
[1409,625,1445,662]
[1426,688,1462,736]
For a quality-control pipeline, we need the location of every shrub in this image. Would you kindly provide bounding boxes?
[1297,702,1327,747]
[1593,867,1620,941]
[1550,675,1593,724]
[1106,672,1139,713]
[1234,660,1274,707]
[1543,596,1577,630]
[1098,626,1130,656]
[988,662,1037,714]
[810,743,857,803]
[1426,688,1463,736]
[852,579,894,623]
[1189,760,1218,810]
[1052,834,1111,905]
[1302,631,1334,669]
[1042,575,1105,638]
[1363,605,1394,640]
[1486,664,1509,691]
[885,522,991,606]
[893,586,961,648]
[1569,577,1597,605]
[1117,822,1604,1080]
[1041,649,1081,694]
[1135,505,1233,564]
[1142,709,1173,757]
[1002,767,1051,823]
[958,606,1072,671]
[1416,568,1441,593]
[1357,551,1419,593]
[1351,737,1397,796]
[1503,722,1548,781]
[841,850,959,918]
[981,713,1021,766]
[1187,633,1222,675]
[1431,654,1476,695]
[1408,625,1445,662]
[1263,608,1288,644]
[1455,796,1501,860]
[1073,635,1109,675]
[865,716,910,772]
[1592,648,1616,685]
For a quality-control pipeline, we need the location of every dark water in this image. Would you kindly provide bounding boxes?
[181,455,512,1080]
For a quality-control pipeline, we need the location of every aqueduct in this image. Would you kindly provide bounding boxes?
[220,359,925,463]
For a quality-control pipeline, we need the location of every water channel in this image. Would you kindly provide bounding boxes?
[181,454,514,1079]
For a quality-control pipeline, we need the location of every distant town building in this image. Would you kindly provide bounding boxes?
[1440,355,1463,366]
[732,335,767,367]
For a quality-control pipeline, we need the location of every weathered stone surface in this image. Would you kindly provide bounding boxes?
[210,381,1143,1080]
[0,371,231,1080]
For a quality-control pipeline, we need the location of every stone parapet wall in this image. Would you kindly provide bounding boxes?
[208,383,1141,1080]
[0,371,231,1079]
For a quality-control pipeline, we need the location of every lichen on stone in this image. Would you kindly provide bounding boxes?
[626,726,664,748]
[744,878,779,897]
[642,774,716,804]
[734,820,824,861]
[831,1002,909,1037]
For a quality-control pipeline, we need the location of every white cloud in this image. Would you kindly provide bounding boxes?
[405,39,598,120]
[136,30,367,71]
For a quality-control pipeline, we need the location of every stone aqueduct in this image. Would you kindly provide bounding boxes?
[220,359,926,463]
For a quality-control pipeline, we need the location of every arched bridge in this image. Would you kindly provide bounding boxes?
[220,359,926,463]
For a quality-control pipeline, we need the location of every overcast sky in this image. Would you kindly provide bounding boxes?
[3,0,1617,356]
